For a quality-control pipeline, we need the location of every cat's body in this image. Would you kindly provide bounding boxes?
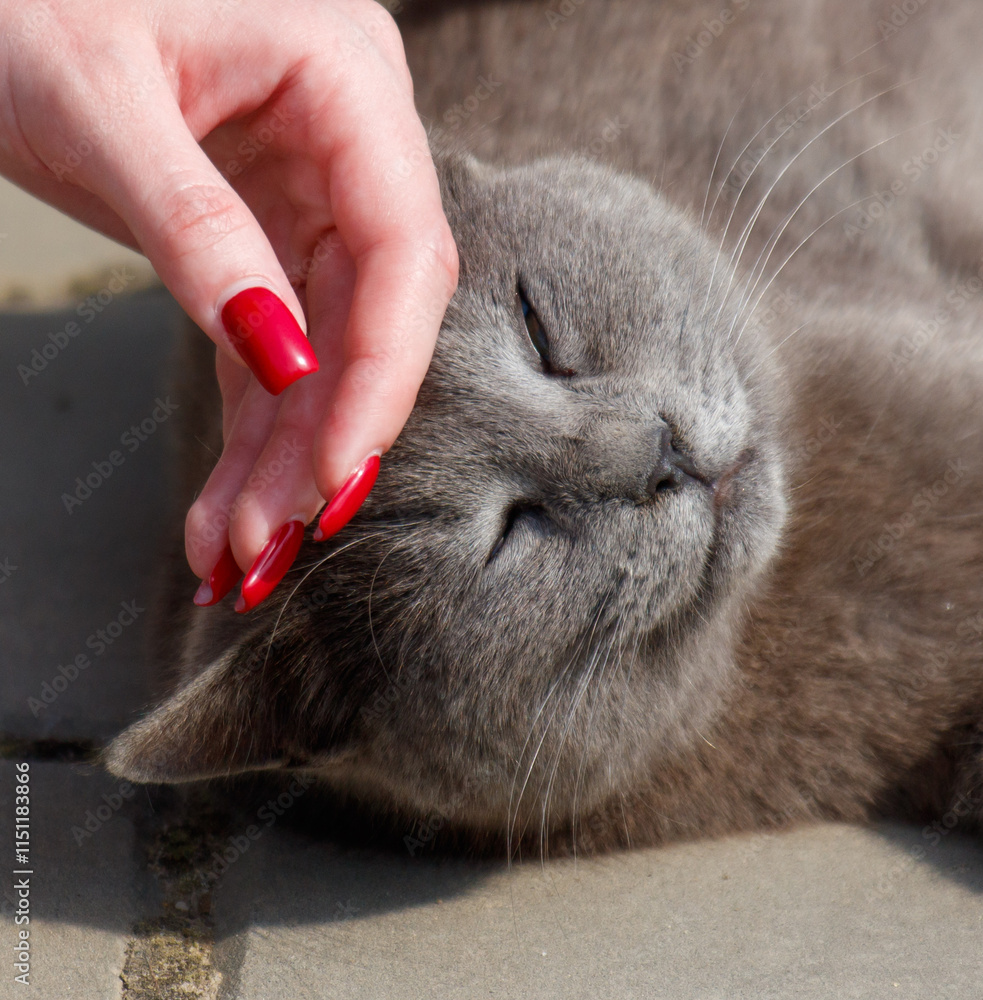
[107,0,983,853]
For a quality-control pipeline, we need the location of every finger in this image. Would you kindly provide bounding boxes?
[59,49,319,398]
[184,377,281,579]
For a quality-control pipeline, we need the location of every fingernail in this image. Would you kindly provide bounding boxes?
[314,454,381,542]
[193,543,243,607]
[221,286,318,395]
[235,519,306,614]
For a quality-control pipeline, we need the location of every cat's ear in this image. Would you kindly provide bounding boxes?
[102,652,294,783]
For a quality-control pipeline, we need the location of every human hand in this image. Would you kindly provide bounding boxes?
[0,0,458,611]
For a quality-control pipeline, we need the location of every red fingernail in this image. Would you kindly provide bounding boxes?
[193,543,243,607]
[235,520,305,614]
[221,287,318,395]
[314,454,381,542]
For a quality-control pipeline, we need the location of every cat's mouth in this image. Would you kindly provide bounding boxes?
[712,448,756,513]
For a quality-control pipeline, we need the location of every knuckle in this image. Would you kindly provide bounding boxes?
[426,224,461,294]
[155,180,250,259]
[359,1,405,60]
[345,349,391,390]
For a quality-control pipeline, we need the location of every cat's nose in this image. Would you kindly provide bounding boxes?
[646,426,705,497]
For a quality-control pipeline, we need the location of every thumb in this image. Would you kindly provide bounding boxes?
[72,88,316,396]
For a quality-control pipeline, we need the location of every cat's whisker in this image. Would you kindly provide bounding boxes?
[730,118,937,347]
[732,144,933,357]
[366,538,426,685]
[722,66,892,275]
[258,531,393,674]
[702,66,889,323]
[700,69,767,231]
[507,597,610,861]
[704,55,890,243]
[287,521,430,576]
[570,615,633,856]
[508,652,587,858]
[745,319,814,380]
[540,618,620,861]
[717,80,921,339]
[507,664,579,859]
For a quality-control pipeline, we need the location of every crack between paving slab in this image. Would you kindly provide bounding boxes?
[0,737,98,762]
[118,786,237,1000]
[3,740,248,997]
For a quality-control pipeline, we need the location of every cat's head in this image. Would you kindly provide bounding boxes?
[105,153,787,838]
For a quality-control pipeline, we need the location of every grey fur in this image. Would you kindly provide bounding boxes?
[105,0,983,853]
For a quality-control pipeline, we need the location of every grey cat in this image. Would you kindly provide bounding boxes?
[105,0,983,853]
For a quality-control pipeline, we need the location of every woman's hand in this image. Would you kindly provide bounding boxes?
[0,0,457,610]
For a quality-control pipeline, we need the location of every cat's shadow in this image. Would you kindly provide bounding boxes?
[200,777,983,942]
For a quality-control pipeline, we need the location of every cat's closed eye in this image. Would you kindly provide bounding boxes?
[517,285,575,377]
[486,502,554,565]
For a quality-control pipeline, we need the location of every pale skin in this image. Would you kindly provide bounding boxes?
[0,0,458,580]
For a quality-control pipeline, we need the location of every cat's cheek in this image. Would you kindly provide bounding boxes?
[711,464,788,594]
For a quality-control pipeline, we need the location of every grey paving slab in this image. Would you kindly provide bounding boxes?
[211,819,983,1000]
[0,288,185,743]
[0,760,158,1000]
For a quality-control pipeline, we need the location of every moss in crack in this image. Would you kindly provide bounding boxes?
[120,785,237,1000]
[120,916,218,1000]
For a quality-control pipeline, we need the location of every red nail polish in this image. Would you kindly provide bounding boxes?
[221,287,318,395]
[314,454,381,542]
[235,520,305,614]
[193,543,243,607]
